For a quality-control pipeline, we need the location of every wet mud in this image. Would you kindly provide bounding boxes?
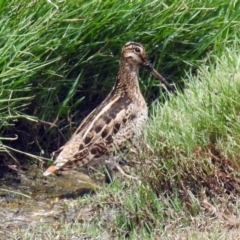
[0,166,99,231]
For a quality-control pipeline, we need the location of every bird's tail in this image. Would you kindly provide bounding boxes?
[43,165,58,176]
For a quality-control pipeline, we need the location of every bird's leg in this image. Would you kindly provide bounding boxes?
[105,155,139,181]
[103,165,113,184]
[131,140,154,154]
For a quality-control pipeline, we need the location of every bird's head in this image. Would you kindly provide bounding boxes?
[121,42,149,66]
[121,42,174,92]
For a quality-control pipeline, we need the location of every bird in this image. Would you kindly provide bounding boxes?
[43,42,172,177]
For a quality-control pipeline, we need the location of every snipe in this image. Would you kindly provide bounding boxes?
[43,42,172,177]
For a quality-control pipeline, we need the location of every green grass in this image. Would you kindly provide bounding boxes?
[145,47,240,197]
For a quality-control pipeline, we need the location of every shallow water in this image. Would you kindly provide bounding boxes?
[0,166,97,230]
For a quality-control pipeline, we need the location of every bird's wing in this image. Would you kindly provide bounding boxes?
[43,95,134,175]
[72,89,116,137]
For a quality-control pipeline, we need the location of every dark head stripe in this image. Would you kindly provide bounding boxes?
[124,42,143,48]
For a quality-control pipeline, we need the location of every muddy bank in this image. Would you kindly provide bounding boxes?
[0,166,99,231]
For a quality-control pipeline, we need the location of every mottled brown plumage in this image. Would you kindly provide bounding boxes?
[43,42,171,176]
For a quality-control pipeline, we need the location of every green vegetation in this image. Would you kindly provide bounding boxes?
[1,0,240,239]
[146,48,240,198]
[1,0,239,156]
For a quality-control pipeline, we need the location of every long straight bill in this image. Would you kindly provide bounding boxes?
[144,62,174,92]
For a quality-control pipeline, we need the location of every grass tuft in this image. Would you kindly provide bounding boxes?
[146,47,240,197]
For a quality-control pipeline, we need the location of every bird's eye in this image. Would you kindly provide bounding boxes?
[134,47,141,53]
